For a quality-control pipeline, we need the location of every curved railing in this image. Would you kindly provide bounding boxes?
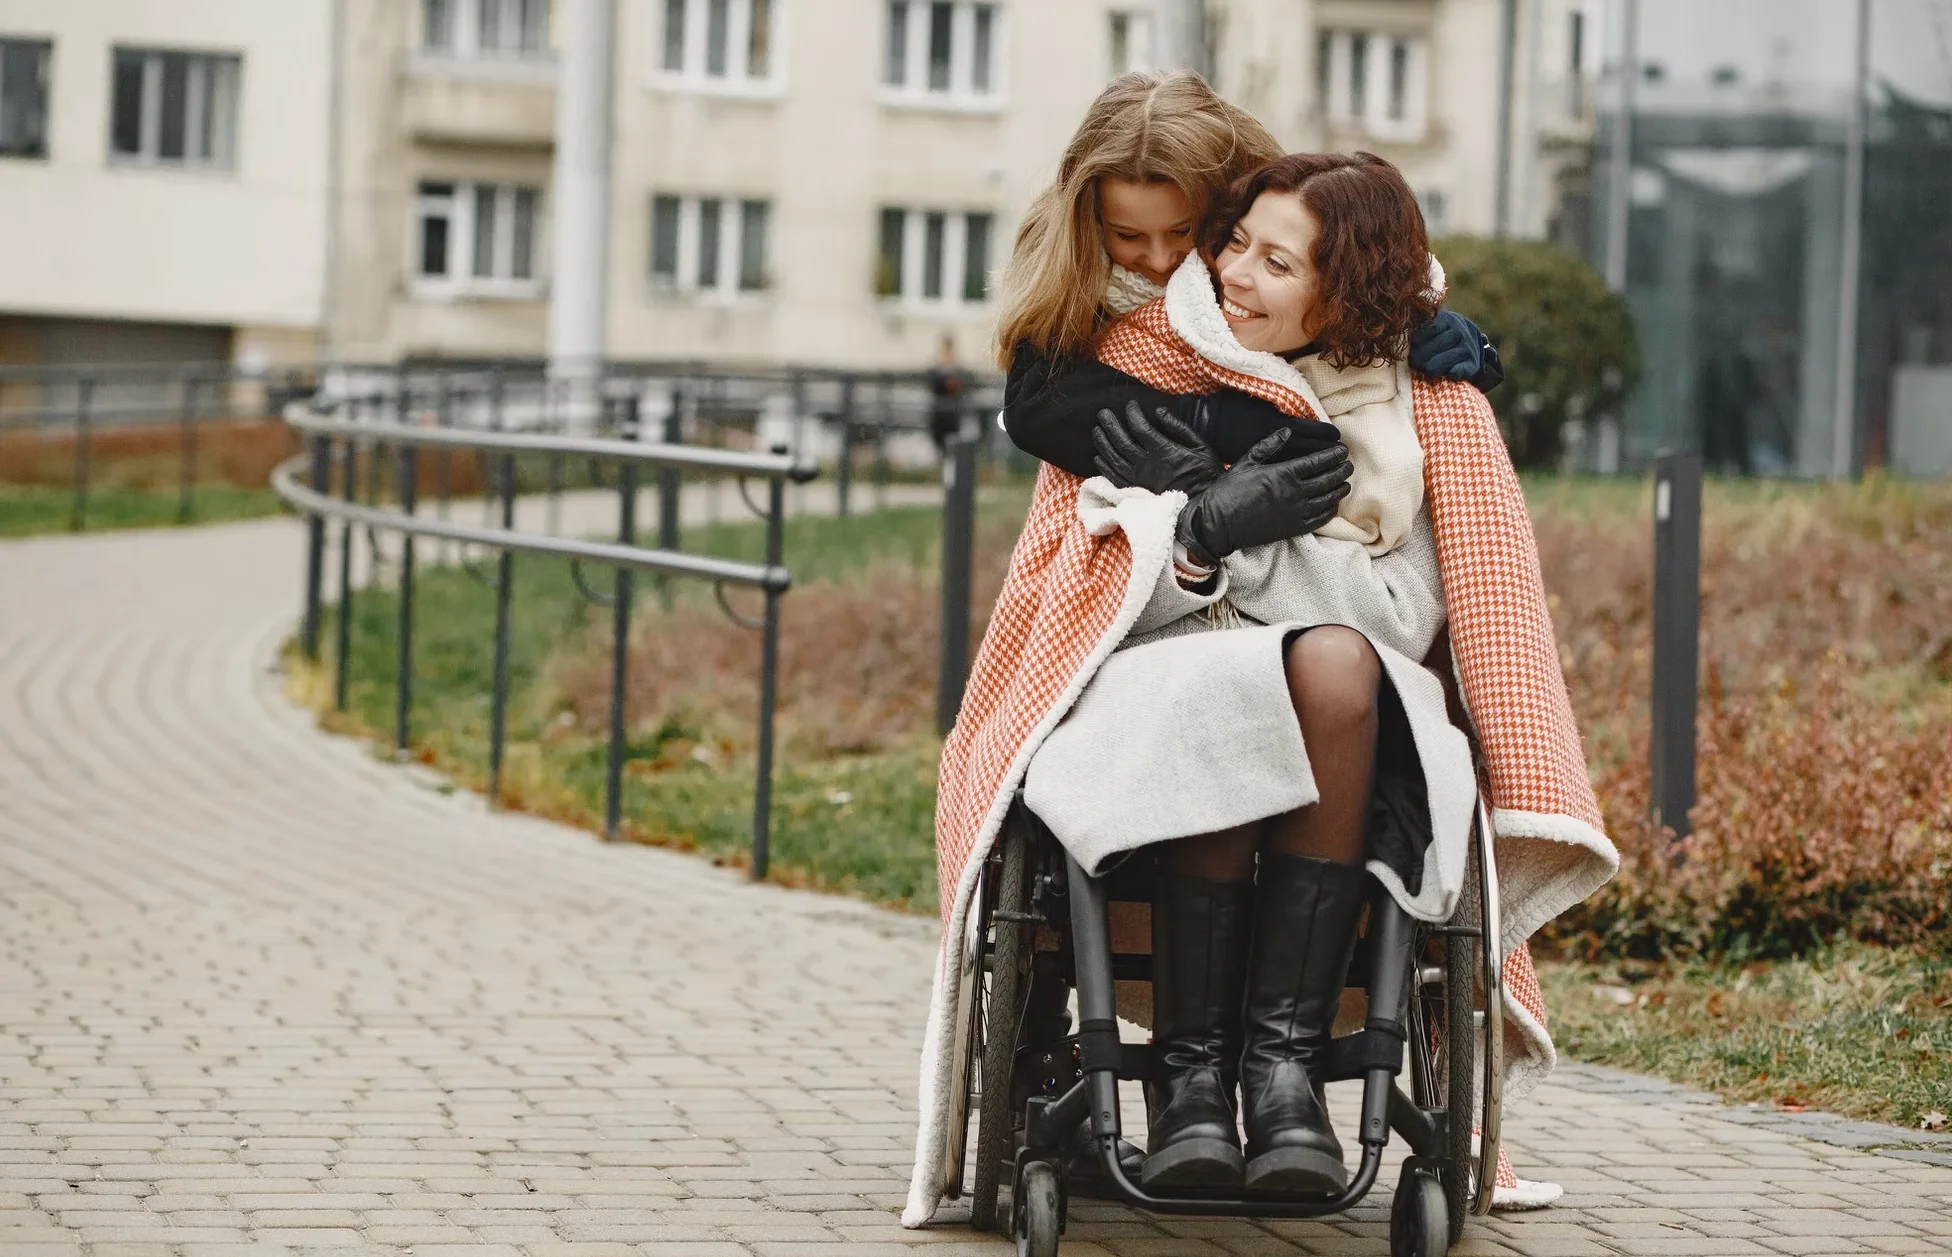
[273,407,818,879]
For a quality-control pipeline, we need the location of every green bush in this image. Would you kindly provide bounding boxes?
[1434,235,1638,469]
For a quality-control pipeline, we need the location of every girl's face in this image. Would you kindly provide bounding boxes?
[1098,178,1195,287]
[1213,191,1323,355]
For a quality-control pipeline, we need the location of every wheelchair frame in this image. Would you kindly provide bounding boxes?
[941,790,1506,1257]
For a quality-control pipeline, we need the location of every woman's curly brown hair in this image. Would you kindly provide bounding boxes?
[1202,151,1439,367]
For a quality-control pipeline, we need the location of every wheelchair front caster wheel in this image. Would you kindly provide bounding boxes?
[1015,1160,1062,1257]
[1391,1163,1449,1257]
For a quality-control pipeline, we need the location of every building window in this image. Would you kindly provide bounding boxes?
[0,38,51,159]
[650,194,771,297]
[1317,28,1425,140]
[883,1,1001,106]
[422,0,550,56]
[1108,11,1151,77]
[876,207,993,305]
[660,0,777,91]
[415,179,543,293]
[109,47,241,170]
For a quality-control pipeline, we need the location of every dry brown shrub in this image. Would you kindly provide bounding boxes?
[0,417,300,488]
[548,538,1015,760]
[1540,479,1952,958]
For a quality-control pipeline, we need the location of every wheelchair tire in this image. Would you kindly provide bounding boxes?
[969,822,1031,1232]
[1443,931,1478,1245]
[1015,1160,1062,1257]
[1391,1163,1449,1257]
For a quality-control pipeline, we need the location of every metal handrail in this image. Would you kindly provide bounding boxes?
[277,419,806,881]
[270,457,789,591]
[285,411,821,481]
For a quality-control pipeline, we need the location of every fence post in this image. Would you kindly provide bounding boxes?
[936,433,978,735]
[301,435,331,660]
[752,447,788,881]
[487,453,518,806]
[177,375,198,524]
[70,377,94,532]
[334,437,357,712]
[658,390,682,552]
[836,374,856,519]
[1650,451,1702,842]
[603,464,639,841]
[394,442,418,759]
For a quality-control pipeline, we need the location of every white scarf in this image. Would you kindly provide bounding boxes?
[1103,264,1165,317]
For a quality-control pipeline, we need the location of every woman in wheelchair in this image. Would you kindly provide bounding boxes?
[1018,151,1471,1196]
[904,142,1617,1241]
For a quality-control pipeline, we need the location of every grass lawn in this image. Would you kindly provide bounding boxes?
[1543,946,1952,1131]
[0,483,288,537]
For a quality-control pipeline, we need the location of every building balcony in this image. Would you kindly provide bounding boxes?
[401,54,557,149]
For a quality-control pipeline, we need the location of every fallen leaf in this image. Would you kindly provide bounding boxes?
[1593,984,1635,1007]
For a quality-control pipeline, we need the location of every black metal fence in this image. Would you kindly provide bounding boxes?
[0,362,317,528]
[274,407,818,879]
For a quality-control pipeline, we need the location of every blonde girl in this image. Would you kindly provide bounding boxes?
[996,70,1498,476]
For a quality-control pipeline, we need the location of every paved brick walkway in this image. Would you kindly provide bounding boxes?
[1,515,1949,1257]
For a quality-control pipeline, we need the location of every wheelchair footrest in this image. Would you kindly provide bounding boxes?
[1318,1029,1406,1082]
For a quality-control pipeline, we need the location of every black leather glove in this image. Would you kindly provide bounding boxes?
[1090,401,1224,496]
[1410,309,1504,393]
[1177,429,1354,567]
[1178,389,1344,466]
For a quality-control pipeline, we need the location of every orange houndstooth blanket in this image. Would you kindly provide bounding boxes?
[903,266,1617,1226]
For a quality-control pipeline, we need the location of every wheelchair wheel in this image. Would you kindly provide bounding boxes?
[1015,1159,1062,1257]
[1443,930,1477,1243]
[969,821,1032,1231]
[1391,1163,1448,1257]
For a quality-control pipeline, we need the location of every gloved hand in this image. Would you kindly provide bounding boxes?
[1179,389,1344,465]
[1409,309,1505,393]
[1177,429,1354,567]
[1091,401,1224,496]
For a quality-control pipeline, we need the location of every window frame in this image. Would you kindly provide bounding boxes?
[653,0,786,99]
[0,36,52,161]
[875,206,995,309]
[411,177,547,299]
[1316,26,1426,142]
[106,45,242,172]
[879,0,1005,113]
[1108,10,1151,79]
[647,191,773,302]
[418,0,553,62]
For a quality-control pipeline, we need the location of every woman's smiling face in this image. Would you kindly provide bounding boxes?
[1214,190,1323,355]
[1099,177,1196,288]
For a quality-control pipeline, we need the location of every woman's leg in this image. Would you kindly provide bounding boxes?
[1239,627,1381,1193]
[1265,625,1382,864]
[1141,824,1258,1187]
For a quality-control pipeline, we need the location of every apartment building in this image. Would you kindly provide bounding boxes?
[0,0,334,372]
[0,0,1598,372]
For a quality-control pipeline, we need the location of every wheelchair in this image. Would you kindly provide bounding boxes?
[939,789,1507,1257]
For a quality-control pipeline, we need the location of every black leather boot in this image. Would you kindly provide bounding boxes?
[1142,872,1251,1189]
[1240,853,1367,1194]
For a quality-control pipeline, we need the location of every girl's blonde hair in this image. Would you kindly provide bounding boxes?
[993,71,1283,369]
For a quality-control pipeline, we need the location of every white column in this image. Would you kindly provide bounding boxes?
[1602,0,1636,291]
[549,0,618,427]
[1830,0,1870,479]
[1151,0,1206,76]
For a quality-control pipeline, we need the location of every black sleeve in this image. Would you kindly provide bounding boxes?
[1002,342,1185,479]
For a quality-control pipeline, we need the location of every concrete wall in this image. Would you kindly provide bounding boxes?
[0,0,332,340]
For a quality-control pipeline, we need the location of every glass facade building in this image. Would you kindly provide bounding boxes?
[1585,0,1952,476]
